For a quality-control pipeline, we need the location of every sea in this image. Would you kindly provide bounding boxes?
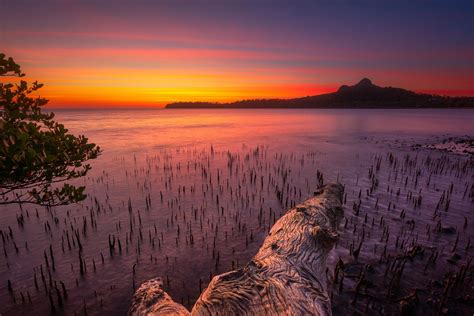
[1,108,473,315]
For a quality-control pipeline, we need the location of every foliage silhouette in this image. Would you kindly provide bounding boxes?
[167,78,474,109]
[0,53,101,206]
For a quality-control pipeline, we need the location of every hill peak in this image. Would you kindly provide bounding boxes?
[355,78,373,87]
[338,78,375,92]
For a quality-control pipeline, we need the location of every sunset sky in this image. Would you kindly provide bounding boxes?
[1,0,473,108]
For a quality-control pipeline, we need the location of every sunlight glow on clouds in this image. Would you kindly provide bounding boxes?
[1,0,473,107]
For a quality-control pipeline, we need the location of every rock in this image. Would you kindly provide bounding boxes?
[129,183,344,316]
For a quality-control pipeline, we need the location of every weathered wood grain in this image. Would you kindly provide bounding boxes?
[129,183,344,316]
[129,278,191,316]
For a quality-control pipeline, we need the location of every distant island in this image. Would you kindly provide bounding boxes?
[166,78,474,109]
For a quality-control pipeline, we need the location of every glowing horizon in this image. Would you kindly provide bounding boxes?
[1,1,473,108]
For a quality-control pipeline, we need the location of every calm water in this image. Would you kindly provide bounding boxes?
[1,109,473,315]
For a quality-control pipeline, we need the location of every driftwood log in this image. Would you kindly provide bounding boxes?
[129,183,344,315]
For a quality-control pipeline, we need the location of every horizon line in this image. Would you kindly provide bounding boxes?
[43,87,474,110]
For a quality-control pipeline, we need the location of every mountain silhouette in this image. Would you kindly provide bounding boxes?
[166,78,474,109]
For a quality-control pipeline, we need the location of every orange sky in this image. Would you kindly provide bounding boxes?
[1,1,473,108]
